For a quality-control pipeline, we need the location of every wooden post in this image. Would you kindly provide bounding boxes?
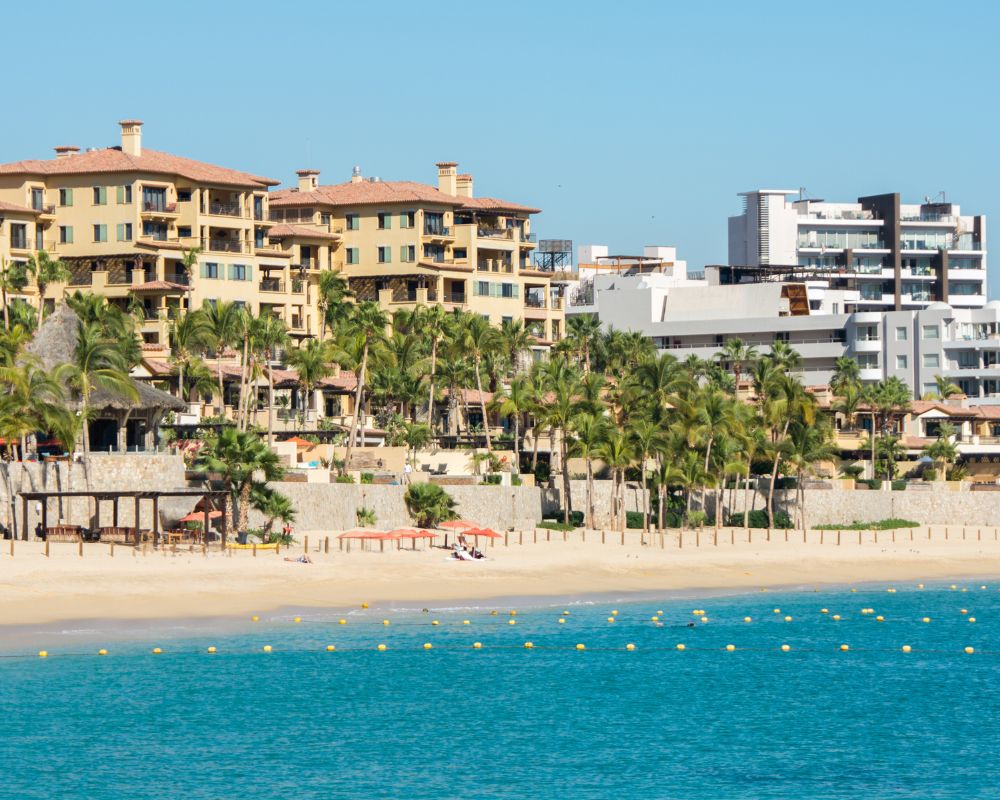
[858,531,862,545]
[41,501,48,541]
[714,530,718,546]
[44,539,49,558]
[621,530,625,546]
[504,532,509,547]
[276,541,281,555]
[582,529,586,543]
[962,527,966,540]
[21,495,28,541]
[78,539,82,557]
[820,530,824,545]
[203,543,207,557]
[945,527,949,541]
[837,530,841,546]
[910,527,914,541]
[519,531,524,545]
[601,530,606,545]
[9,537,13,556]
[339,537,344,552]
[978,528,982,542]
[546,530,550,542]
[221,495,229,551]
[928,526,931,540]
[134,496,140,537]
[325,536,330,554]
[253,543,257,557]
[113,498,119,527]
[304,535,309,554]
[892,529,896,543]
[533,530,537,544]
[679,531,683,549]
[152,496,160,548]
[875,530,879,544]
[731,529,734,545]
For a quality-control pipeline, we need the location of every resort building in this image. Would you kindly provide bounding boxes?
[728,190,987,312]
[268,162,564,346]
[0,120,333,345]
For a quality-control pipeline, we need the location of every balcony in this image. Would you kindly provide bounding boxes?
[422,226,453,238]
[205,238,249,254]
[164,272,191,286]
[477,259,513,273]
[291,278,304,294]
[141,202,179,217]
[524,296,547,309]
[260,278,285,293]
[443,293,467,305]
[478,227,513,240]
[206,201,243,218]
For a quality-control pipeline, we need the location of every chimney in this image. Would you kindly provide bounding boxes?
[119,119,143,157]
[351,165,363,184]
[53,145,80,159]
[456,172,474,198]
[296,169,320,192]
[436,161,458,195]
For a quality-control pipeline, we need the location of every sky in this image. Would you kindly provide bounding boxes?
[3,0,999,294]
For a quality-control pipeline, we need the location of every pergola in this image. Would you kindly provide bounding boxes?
[16,489,230,548]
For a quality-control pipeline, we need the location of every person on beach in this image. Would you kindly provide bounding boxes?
[284,555,312,564]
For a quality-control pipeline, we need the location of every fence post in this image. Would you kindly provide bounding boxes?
[837,530,841,546]
[325,536,330,554]
[253,543,257,558]
[44,539,49,558]
[679,531,683,549]
[78,539,82,557]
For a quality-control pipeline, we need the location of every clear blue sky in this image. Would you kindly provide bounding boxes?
[4,0,998,294]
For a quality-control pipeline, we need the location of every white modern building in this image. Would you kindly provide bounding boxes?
[727,190,987,312]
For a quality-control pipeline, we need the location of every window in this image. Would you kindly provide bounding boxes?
[346,214,359,231]
[501,283,517,298]
[423,244,445,262]
[958,351,978,368]
[228,264,251,281]
[35,226,43,250]
[59,226,73,244]
[177,189,192,202]
[856,353,878,369]
[58,188,73,207]
[30,188,44,211]
[454,247,467,260]
[346,247,359,265]
[377,212,392,230]
[116,223,133,242]
[922,325,939,340]
[399,245,416,263]
[93,186,107,205]
[475,280,489,296]
[377,246,391,263]
[923,383,937,398]
[856,324,879,342]
[201,263,220,279]
[400,211,415,228]
[923,353,940,368]
[116,185,133,204]
[178,226,192,238]
[93,224,107,243]
[142,186,167,212]
[896,355,908,369]
[424,212,445,235]
[895,326,908,341]
[320,213,331,226]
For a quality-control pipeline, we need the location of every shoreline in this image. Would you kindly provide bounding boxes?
[2,529,1000,631]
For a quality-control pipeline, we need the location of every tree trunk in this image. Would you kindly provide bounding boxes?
[561,434,571,525]
[700,436,714,517]
[586,457,594,529]
[36,285,45,329]
[531,422,541,473]
[2,284,9,331]
[658,486,665,532]
[237,335,250,430]
[178,361,185,402]
[426,337,437,427]
[217,358,225,417]
[474,358,491,450]
[344,342,368,474]
[766,420,791,525]
[224,492,234,538]
[640,454,649,538]
[238,481,252,532]
[266,357,275,447]
[81,385,91,457]
[742,475,752,530]
[513,415,520,474]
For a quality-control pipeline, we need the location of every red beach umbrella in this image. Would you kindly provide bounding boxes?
[467,527,502,539]
[179,510,222,523]
[439,520,478,531]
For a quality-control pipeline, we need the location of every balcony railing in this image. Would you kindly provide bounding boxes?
[521,232,537,243]
[291,279,304,294]
[478,227,513,240]
[260,278,285,293]
[164,272,191,286]
[524,296,546,309]
[207,201,243,217]
[478,260,513,273]
[33,203,56,215]
[443,293,466,304]
[551,296,564,310]
[423,225,452,237]
[142,202,178,214]
[206,238,248,253]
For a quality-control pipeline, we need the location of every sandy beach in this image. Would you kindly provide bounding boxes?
[0,526,998,626]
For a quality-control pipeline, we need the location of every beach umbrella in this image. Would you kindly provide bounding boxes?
[467,527,502,539]
[284,436,314,448]
[178,510,222,523]
[395,528,439,550]
[439,519,478,531]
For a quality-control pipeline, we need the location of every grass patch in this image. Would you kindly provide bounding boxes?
[538,520,576,531]
[814,518,920,531]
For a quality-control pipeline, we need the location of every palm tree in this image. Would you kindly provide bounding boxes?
[203,300,240,415]
[404,482,458,527]
[343,301,389,471]
[400,421,432,469]
[596,429,635,532]
[0,258,30,331]
[317,271,353,339]
[413,305,447,426]
[27,251,71,328]
[691,387,740,517]
[490,376,532,473]
[570,412,609,529]
[715,338,758,392]
[763,374,814,525]
[459,314,501,450]
[923,421,959,481]
[933,374,963,400]
[253,313,289,445]
[250,484,296,540]
[194,427,284,535]
[180,247,201,310]
[863,377,912,480]
[627,416,666,535]
[543,369,582,524]
[59,321,138,455]
[286,338,330,425]
[499,318,533,376]
[784,418,837,530]
[169,309,213,402]
[830,356,861,396]
[0,357,69,458]
[565,314,602,373]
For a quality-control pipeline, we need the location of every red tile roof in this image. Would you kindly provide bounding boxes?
[0,147,277,188]
[129,280,188,293]
[0,200,40,214]
[267,223,342,241]
[442,388,493,403]
[271,179,539,214]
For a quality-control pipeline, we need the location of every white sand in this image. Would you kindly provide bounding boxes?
[1,525,998,625]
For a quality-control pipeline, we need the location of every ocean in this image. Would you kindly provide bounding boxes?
[0,583,997,799]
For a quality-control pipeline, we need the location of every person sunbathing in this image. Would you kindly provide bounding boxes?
[284,555,313,564]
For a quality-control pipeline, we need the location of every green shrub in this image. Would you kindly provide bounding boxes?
[335,474,355,484]
[538,520,575,531]
[404,483,458,527]
[863,478,882,490]
[481,474,502,485]
[686,510,708,528]
[511,474,522,487]
[534,462,551,483]
[543,509,584,527]
[947,465,968,481]
[725,510,794,529]
[814,518,920,531]
[922,468,937,482]
[840,464,865,479]
[356,507,377,527]
[891,479,907,491]
[360,472,374,485]
[626,511,646,529]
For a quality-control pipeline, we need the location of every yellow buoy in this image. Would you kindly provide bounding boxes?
[98,649,108,656]
[293,616,302,624]
[382,620,390,626]
[922,617,931,623]
[510,610,517,616]
[969,617,977,623]
[362,602,369,608]
[981,585,987,590]
[263,645,272,653]
[784,616,792,622]
[832,615,841,621]
[563,610,570,616]
[612,610,619,616]
[490,611,498,616]
[152,647,162,655]
[462,620,470,625]
[960,609,968,615]
[964,646,975,654]
[423,643,433,650]
[725,644,735,652]
[700,617,710,624]
[377,644,387,651]
[962,588,968,593]
[607,617,615,623]
[38,651,48,658]
[558,618,565,624]
[338,619,347,625]
[508,619,517,626]
[902,645,912,653]
[524,642,534,649]
[917,583,924,589]
[876,616,884,622]
[326,645,335,652]
[431,620,439,626]
[657,610,664,615]
[744,616,752,623]
[251,615,259,622]
[887,588,896,593]
[626,643,636,651]
[651,616,659,622]
[780,644,791,652]
[851,588,857,593]
[472,642,482,649]
[575,643,586,651]
[820,608,829,614]
[950,585,957,591]
[676,643,686,651]
[773,608,781,614]
[840,644,849,651]
[207,646,217,654]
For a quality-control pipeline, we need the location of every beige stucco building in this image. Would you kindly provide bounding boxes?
[269,162,564,345]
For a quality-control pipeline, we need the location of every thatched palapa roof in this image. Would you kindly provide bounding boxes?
[26,304,185,413]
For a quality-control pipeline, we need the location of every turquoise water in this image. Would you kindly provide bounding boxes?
[1,584,998,799]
